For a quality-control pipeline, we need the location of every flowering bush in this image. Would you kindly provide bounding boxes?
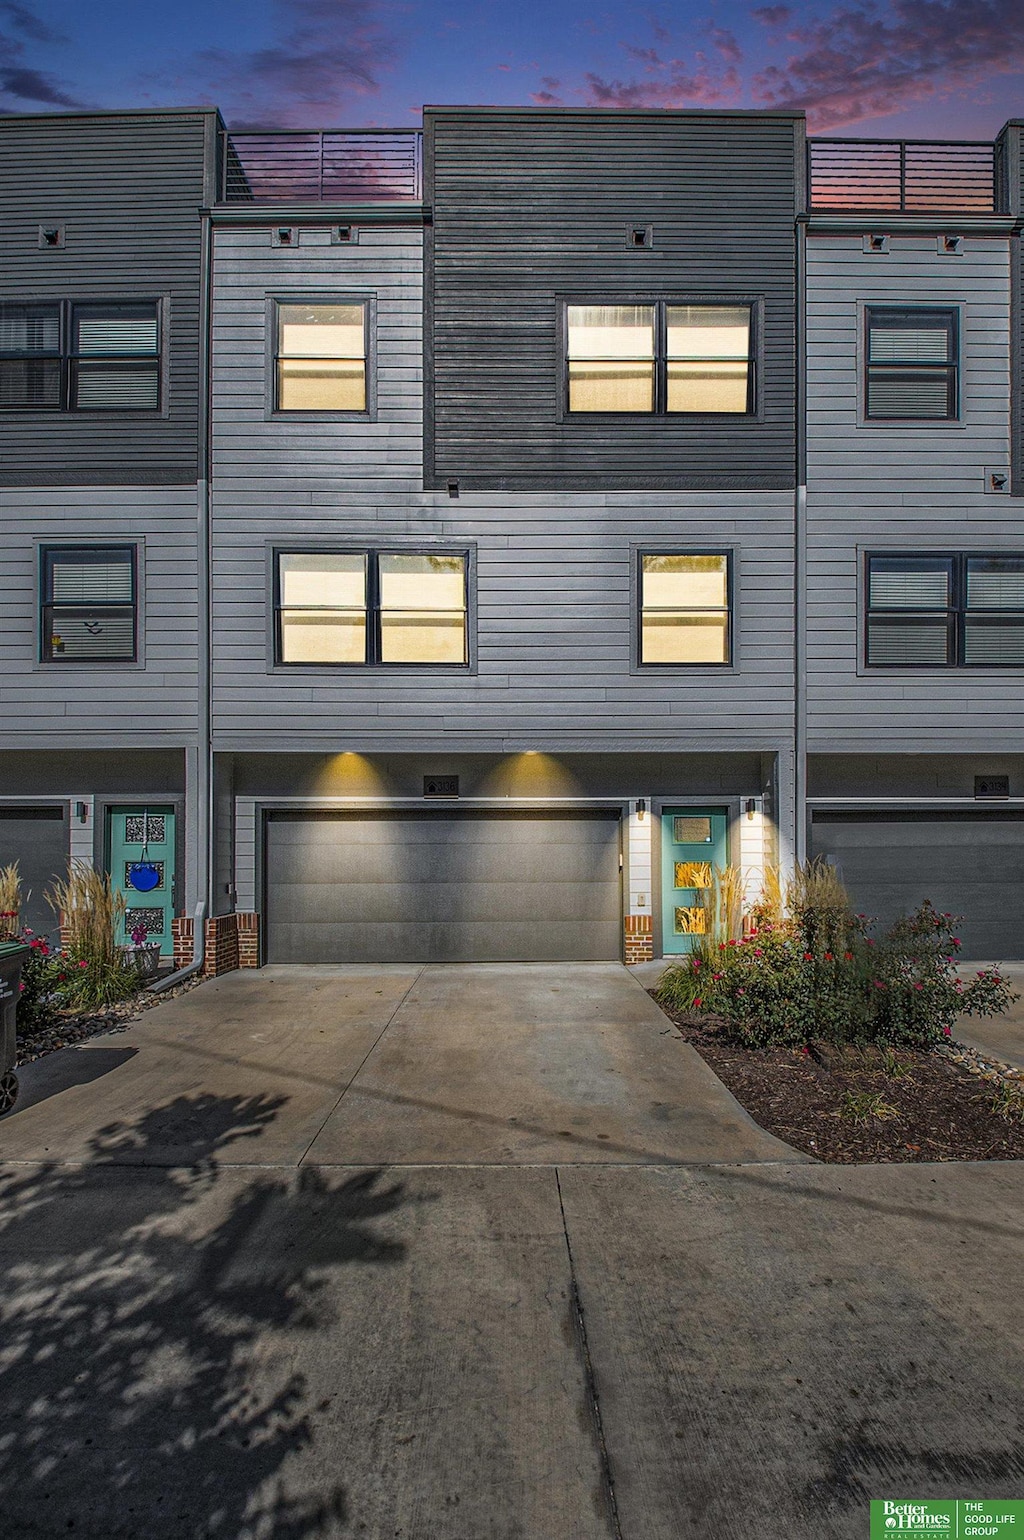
[13,922,143,1041]
[657,899,1017,1049]
[14,931,62,1034]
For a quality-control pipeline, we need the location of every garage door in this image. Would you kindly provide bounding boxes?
[811,811,1024,959]
[264,809,622,963]
[0,806,68,940]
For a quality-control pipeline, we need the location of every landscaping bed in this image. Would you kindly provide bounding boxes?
[17,974,201,1065]
[652,997,1024,1163]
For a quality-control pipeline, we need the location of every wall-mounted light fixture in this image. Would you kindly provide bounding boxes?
[636,798,646,821]
[745,798,757,820]
[76,801,89,823]
[447,480,460,499]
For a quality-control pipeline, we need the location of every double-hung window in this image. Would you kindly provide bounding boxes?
[276,551,468,665]
[0,301,160,411]
[866,553,1024,667]
[566,302,753,414]
[274,301,368,411]
[864,306,958,420]
[41,546,137,662]
[639,553,732,665]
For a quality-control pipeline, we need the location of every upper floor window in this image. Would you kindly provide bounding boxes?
[274,301,367,412]
[865,306,958,420]
[639,552,732,665]
[866,553,1024,667]
[566,302,754,415]
[275,550,468,665]
[0,301,160,412]
[41,545,137,662]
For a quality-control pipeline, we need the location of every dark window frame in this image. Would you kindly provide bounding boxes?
[637,549,734,669]
[865,551,1024,668]
[270,296,373,417]
[0,299,161,413]
[273,547,470,668]
[40,544,138,664]
[864,305,959,422]
[561,299,757,418]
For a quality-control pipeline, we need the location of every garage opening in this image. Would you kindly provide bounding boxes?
[0,806,67,940]
[811,810,1024,959]
[264,808,623,963]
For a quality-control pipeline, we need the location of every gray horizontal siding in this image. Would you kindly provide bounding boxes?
[0,112,213,487]
[0,488,200,743]
[425,109,800,491]
[805,232,1019,751]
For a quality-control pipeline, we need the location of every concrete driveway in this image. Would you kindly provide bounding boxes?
[1,964,1022,1539]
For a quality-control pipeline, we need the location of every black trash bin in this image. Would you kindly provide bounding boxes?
[0,940,30,1115]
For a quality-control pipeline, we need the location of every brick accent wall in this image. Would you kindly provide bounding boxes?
[624,913,654,964]
[169,912,261,976]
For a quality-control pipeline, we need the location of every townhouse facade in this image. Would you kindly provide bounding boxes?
[1,107,1022,966]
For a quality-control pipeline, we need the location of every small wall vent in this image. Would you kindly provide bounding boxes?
[424,775,459,798]
[272,226,296,247]
[863,233,890,254]
[331,225,358,245]
[986,469,1009,493]
[938,234,963,255]
[38,224,65,249]
[627,224,654,249]
[975,775,1009,800]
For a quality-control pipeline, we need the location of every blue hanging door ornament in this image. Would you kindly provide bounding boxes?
[127,812,161,893]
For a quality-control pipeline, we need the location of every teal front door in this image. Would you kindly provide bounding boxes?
[109,808,176,958]
[661,807,729,955]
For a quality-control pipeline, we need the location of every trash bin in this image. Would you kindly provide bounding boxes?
[0,940,30,1115]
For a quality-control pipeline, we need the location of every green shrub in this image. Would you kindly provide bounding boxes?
[657,892,1018,1050]
[14,932,62,1036]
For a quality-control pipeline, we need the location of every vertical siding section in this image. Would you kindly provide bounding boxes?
[425,108,800,491]
[0,111,212,486]
[210,219,795,751]
[805,232,1019,751]
[0,488,200,742]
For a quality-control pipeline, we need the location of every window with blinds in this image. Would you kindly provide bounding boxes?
[275,301,368,412]
[865,307,958,420]
[866,554,1024,667]
[566,301,754,414]
[0,300,160,412]
[639,553,732,665]
[41,546,137,662]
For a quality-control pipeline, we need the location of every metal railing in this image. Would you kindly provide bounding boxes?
[809,138,998,213]
[222,129,422,203]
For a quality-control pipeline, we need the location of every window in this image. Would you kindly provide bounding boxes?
[41,546,137,662]
[865,306,958,420]
[274,301,367,411]
[566,302,753,414]
[0,301,160,411]
[276,551,468,665]
[866,553,1024,667]
[639,553,731,665]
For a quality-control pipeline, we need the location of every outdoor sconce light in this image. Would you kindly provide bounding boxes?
[636,799,646,821]
[447,480,460,499]
[746,799,757,819]
[76,801,88,823]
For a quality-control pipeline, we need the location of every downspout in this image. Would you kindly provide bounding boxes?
[150,201,214,991]
[794,211,808,866]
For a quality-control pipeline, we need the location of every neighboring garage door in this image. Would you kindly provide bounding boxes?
[0,806,67,940]
[265,809,622,963]
[811,811,1024,959]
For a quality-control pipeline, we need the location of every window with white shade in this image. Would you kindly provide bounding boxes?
[866,553,1024,667]
[0,301,160,411]
[275,550,468,665]
[566,301,754,415]
[41,546,137,662]
[639,552,732,665]
[865,307,958,420]
[274,301,368,412]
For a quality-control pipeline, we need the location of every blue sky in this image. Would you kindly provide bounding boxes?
[2,0,1024,136]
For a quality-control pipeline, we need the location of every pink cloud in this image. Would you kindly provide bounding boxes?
[703,23,743,65]
[753,0,1024,130]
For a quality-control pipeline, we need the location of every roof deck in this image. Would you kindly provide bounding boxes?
[807,138,998,214]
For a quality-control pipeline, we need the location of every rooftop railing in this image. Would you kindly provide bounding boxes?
[223,129,422,203]
[808,138,998,213]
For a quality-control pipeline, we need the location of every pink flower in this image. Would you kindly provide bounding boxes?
[943,1025,952,1036]
[737,987,746,996]
[754,948,763,957]
[78,960,88,969]
[713,973,723,980]
[691,957,701,970]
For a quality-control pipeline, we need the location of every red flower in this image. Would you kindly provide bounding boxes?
[943,1025,952,1036]
[844,952,853,961]
[693,997,703,1008]
[824,951,833,961]
[803,952,813,961]
[727,939,737,947]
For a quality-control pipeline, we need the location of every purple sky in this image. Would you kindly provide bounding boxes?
[2,0,1023,137]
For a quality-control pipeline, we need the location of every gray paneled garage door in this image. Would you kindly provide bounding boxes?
[0,806,67,940]
[265,809,622,963]
[811,811,1024,959]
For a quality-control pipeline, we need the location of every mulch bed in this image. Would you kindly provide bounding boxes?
[651,994,1024,1164]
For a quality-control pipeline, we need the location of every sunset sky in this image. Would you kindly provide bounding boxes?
[2,0,1023,138]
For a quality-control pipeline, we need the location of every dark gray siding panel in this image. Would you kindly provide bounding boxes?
[811,811,1024,958]
[425,109,800,491]
[0,111,213,487]
[264,808,622,961]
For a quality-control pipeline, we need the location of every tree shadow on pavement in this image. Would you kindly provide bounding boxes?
[0,1093,413,1538]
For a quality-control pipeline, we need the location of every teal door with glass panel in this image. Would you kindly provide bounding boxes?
[108,808,176,958]
[661,807,729,955]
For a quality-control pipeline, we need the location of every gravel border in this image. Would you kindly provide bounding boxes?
[16,975,203,1065]
[935,1038,1023,1089]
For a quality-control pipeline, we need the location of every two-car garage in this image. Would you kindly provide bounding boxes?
[263,808,623,963]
